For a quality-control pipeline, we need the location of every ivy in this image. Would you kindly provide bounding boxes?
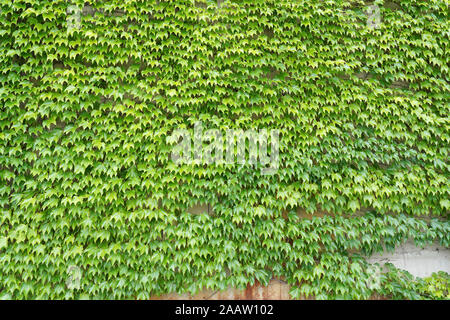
[0,0,449,299]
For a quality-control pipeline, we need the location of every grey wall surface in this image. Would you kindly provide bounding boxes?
[367,240,450,278]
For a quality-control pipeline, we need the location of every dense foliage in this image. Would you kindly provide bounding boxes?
[0,0,448,299]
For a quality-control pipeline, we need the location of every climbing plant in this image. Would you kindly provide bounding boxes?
[0,0,448,299]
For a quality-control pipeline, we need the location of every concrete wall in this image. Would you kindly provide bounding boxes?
[366,240,450,278]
